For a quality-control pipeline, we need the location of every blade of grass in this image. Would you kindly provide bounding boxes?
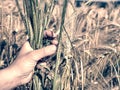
[53,0,68,90]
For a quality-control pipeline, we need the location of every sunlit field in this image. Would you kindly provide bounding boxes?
[0,0,120,90]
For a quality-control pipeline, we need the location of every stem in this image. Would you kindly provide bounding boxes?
[53,0,68,90]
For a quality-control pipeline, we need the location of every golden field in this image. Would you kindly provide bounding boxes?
[0,0,120,90]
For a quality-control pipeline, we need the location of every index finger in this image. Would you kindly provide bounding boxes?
[44,29,57,38]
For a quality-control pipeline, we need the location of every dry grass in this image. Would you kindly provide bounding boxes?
[0,0,120,90]
[72,1,120,90]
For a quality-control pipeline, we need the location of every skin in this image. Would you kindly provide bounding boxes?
[0,30,58,90]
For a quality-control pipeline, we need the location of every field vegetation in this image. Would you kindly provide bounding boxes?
[0,0,120,90]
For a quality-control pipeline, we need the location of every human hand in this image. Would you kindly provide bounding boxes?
[8,30,58,87]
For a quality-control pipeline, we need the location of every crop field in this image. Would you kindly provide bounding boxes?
[0,0,120,90]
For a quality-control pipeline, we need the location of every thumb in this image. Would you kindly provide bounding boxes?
[27,45,57,62]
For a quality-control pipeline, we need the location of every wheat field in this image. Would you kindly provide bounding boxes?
[0,0,120,90]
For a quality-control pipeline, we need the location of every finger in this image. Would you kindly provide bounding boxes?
[44,29,57,38]
[51,39,58,45]
[27,45,57,62]
[18,41,33,57]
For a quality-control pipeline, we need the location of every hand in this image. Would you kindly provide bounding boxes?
[2,30,58,89]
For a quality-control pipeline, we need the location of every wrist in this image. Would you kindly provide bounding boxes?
[0,67,21,90]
